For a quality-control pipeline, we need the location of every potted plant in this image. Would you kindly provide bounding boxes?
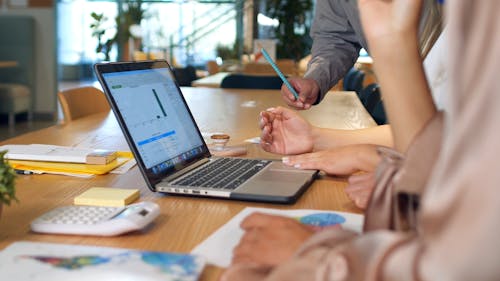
[90,0,147,61]
[265,0,313,61]
[0,150,17,218]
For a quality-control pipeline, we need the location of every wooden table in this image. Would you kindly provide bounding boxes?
[191,72,230,88]
[0,87,375,280]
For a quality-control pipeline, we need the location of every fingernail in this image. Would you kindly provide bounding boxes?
[294,164,301,168]
[282,157,289,164]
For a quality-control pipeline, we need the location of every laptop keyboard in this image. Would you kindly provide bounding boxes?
[172,158,271,190]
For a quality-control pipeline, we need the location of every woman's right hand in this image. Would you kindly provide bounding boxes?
[358,0,423,57]
[259,106,314,155]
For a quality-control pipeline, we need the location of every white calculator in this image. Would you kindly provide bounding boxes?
[30,201,160,236]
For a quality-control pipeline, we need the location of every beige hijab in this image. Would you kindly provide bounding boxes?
[222,1,500,280]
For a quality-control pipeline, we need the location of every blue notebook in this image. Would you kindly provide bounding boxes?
[0,241,205,281]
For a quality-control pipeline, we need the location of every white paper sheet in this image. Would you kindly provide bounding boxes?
[191,207,364,267]
[0,241,205,281]
[110,158,137,174]
[0,144,113,164]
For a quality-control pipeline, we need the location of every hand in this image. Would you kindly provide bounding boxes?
[259,107,314,155]
[345,172,376,209]
[231,212,315,267]
[358,0,423,50]
[281,78,320,110]
[282,144,381,176]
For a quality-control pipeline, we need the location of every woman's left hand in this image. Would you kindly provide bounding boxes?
[282,144,381,176]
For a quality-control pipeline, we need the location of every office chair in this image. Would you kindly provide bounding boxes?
[206,60,220,75]
[359,83,387,125]
[342,67,365,96]
[57,86,110,123]
[172,65,198,86]
[220,74,283,90]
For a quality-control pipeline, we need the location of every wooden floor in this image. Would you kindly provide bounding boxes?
[0,79,101,142]
[0,116,55,141]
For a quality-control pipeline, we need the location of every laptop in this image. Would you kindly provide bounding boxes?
[94,60,317,204]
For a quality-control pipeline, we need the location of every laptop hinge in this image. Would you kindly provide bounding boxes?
[161,158,211,182]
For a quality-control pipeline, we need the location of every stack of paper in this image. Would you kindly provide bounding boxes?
[1,144,117,164]
[0,144,135,177]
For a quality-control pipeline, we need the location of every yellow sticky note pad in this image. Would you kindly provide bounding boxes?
[74,187,140,207]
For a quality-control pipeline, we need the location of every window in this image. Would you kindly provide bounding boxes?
[57,0,237,77]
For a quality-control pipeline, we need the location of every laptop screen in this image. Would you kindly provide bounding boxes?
[97,61,210,185]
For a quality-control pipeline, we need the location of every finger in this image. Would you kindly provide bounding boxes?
[274,106,297,121]
[232,231,259,263]
[232,246,256,265]
[282,157,293,166]
[292,99,304,109]
[260,141,273,153]
[286,103,304,110]
[260,110,275,124]
[259,119,265,130]
[356,188,373,198]
[287,159,321,170]
[285,82,301,102]
[240,212,290,229]
[345,182,372,193]
[260,127,273,144]
[289,79,303,100]
[346,186,372,199]
[281,91,303,109]
[261,123,272,137]
[347,173,374,184]
[354,194,370,209]
[270,106,284,115]
[258,114,267,130]
[345,183,373,198]
[281,85,296,103]
[345,183,373,201]
[298,91,308,104]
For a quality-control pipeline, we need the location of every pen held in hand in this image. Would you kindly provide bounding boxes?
[260,48,300,100]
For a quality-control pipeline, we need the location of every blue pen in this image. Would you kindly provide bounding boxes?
[260,48,300,100]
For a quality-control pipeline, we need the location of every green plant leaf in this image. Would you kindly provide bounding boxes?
[0,150,18,206]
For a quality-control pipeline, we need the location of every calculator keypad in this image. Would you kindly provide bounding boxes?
[37,206,125,225]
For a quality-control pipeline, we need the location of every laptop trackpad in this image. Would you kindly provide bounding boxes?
[258,171,303,182]
[236,170,314,196]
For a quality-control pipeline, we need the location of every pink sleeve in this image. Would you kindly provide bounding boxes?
[222,113,443,281]
[262,113,444,281]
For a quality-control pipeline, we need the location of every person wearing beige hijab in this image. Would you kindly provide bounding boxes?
[222,0,500,279]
